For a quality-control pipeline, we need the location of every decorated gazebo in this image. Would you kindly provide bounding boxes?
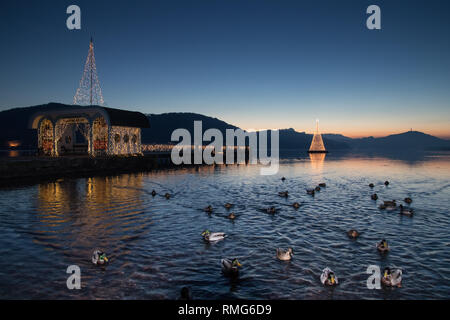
[29,106,150,157]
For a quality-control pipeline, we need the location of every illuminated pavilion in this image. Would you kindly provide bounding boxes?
[29,106,150,157]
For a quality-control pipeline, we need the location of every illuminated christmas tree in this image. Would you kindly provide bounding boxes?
[308,120,327,153]
[73,38,105,106]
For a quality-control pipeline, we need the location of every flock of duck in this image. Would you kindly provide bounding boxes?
[90,178,414,296]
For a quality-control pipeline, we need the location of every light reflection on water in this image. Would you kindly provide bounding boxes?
[0,152,449,299]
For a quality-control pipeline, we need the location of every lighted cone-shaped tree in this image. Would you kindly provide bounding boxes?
[308,120,327,153]
[73,38,105,106]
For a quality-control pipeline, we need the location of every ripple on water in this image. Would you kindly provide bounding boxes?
[0,156,449,299]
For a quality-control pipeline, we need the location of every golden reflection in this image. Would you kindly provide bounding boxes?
[309,153,326,171]
[35,174,147,254]
[8,150,19,157]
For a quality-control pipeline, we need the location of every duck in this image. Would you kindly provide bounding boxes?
[204,205,213,213]
[266,207,277,214]
[151,190,157,197]
[384,181,390,186]
[384,200,396,207]
[399,204,414,216]
[377,239,390,253]
[164,193,171,199]
[228,212,236,220]
[292,202,301,209]
[179,287,191,300]
[276,248,293,261]
[381,267,402,288]
[92,249,109,265]
[369,183,375,188]
[201,230,226,242]
[371,193,378,200]
[315,186,321,192]
[404,197,412,204]
[320,267,338,286]
[379,202,396,210]
[221,258,242,277]
[278,191,289,198]
[224,203,233,209]
[281,177,286,181]
[306,189,315,196]
[347,229,360,239]
[319,183,326,188]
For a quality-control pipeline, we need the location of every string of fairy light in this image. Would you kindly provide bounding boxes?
[73,38,105,106]
[36,39,136,157]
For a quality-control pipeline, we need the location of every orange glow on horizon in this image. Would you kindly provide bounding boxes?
[240,127,450,140]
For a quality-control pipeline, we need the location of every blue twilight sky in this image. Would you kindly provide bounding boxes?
[0,0,449,138]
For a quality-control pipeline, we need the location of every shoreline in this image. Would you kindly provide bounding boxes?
[0,153,178,188]
[0,148,251,188]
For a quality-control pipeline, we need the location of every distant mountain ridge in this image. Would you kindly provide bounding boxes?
[0,103,449,151]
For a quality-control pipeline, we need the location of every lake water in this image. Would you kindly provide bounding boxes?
[0,152,449,299]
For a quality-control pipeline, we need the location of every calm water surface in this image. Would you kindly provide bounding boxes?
[0,152,449,299]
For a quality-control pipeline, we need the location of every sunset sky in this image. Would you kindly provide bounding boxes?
[0,0,449,138]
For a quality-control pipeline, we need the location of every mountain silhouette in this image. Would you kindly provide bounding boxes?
[0,103,449,151]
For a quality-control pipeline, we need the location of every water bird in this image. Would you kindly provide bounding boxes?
[164,193,171,199]
[319,183,326,187]
[347,229,360,239]
[377,239,390,253]
[399,204,414,216]
[383,200,397,208]
[404,197,413,204]
[201,230,226,242]
[369,183,375,188]
[384,181,390,186]
[179,287,191,300]
[276,248,293,261]
[224,203,233,209]
[228,212,236,220]
[371,194,378,200]
[320,267,338,286]
[381,267,402,288]
[281,177,286,181]
[306,189,315,196]
[292,202,300,209]
[266,207,277,214]
[221,258,242,277]
[315,186,321,192]
[278,191,289,198]
[151,190,156,197]
[204,205,213,213]
[92,249,109,265]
